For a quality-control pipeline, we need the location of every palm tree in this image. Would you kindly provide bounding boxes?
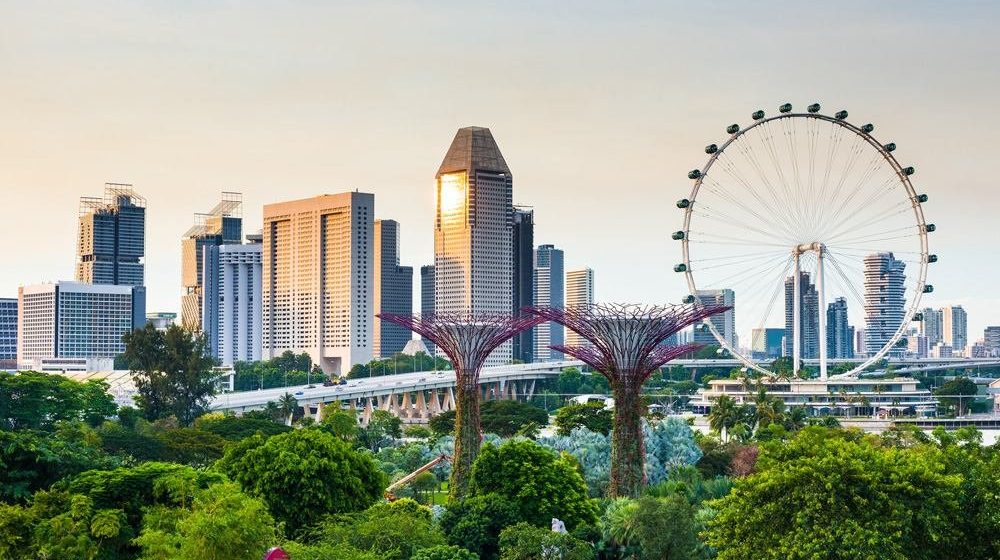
[709,395,739,442]
[278,393,298,426]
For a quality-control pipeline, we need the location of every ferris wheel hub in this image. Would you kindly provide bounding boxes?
[793,242,825,255]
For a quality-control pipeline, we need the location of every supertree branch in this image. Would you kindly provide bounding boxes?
[378,311,545,499]
[529,303,730,497]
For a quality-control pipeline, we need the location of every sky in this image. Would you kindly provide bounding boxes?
[2,1,999,343]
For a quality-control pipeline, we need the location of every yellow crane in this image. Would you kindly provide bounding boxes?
[383,453,450,502]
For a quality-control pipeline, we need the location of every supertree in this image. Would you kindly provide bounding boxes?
[377,311,545,499]
[527,303,730,497]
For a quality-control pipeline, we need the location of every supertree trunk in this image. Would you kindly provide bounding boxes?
[451,373,481,499]
[609,379,645,498]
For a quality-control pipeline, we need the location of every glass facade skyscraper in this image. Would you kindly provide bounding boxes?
[533,244,564,362]
[76,184,146,287]
[784,272,819,359]
[694,289,736,349]
[826,297,854,359]
[374,219,413,359]
[181,193,243,330]
[434,127,514,366]
[863,252,906,357]
[512,207,534,363]
[0,298,17,369]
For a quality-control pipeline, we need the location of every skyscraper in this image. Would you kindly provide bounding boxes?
[374,219,414,359]
[941,306,968,355]
[693,289,736,349]
[181,193,243,330]
[76,184,146,287]
[784,271,819,359]
[750,328,784,360]
[565,268,594,349]
[17,281,144,369]
[919,307,943,346]
[203,236,263,366]
[0,298,17,369]
[983,326,1000,357]
[512,207,535,363]
[826,297,854,359]
[863,252,906,357]
[534,244,564,362]
[262,192,374,375]
[434,127,514,366]
[420,264,435,356]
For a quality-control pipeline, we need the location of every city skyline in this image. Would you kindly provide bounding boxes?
[3,3,1000,339]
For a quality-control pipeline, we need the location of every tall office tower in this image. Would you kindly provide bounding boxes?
[919,307,943,346]
[533,244,564,361]
[181,193,243,330]
[565,268,594,348]
[203,236,262,365]
[863,252,906,357]
[262,192,373,375]
[826,297,854,359]
[420,265,436,356]
[0,298,17,369]
[512,207,535,363]
[693,289,736,349]
[984,326,1000,357]
[76,184,146,287]
[374,220,414,359]
[17,281,144,369]
[751,328,784,360]
[941,305,968,355]
[784,272,820,359]
[907,330,929,359]
[434,127,514,366]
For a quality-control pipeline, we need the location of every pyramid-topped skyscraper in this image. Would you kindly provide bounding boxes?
[434,127,514,366]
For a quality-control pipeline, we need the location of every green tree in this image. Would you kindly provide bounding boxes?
[706,427,962,560]
[0,371,117,430]
[433,401,549,438]
[123,324,218,425]
[468,439,598,530]
[359,410,403,452]
[216,429,386,534]
[554,402,612,436]
[134,481,280,560]
[4,490,132,560]
[278,393,298,426]
[498,522,594,560]
[707,395,740,442]
[631,495,698,560]
[320,409,361,441]
[412,544,480,560]
[440,494,521,560]
[193,414,292,440]
[313,500,445,560]
[935,377,978,416]
[0,428,116,503]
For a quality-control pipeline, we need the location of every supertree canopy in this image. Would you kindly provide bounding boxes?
[378,311,545,499]
[528,302,730,497]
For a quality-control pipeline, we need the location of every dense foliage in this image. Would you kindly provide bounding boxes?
[216,429,386,534]
[122,324,218,425]
[429,400,549,437]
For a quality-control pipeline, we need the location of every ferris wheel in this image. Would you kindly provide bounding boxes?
[675,103,934,379]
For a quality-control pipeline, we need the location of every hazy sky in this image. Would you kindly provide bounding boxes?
[2,1,999,341]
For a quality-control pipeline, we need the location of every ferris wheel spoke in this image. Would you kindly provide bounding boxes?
[710,158,795,235]
[698,252,793,291]
[702,176,799,240]
[688,234,790,248]
[821,182,910,242]
[694,205,794,244]
[726,139,801,233]
[811,135,866,236]
[690,250,791,272]
[814,147,883,237]
[760,121,806,232]
[753,255,794,338]
[823,251,869,322]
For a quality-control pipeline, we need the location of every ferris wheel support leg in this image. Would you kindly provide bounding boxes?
[793,252,801,376]
[818,248,828,381]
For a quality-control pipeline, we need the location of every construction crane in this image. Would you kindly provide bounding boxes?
[384,454,450,502]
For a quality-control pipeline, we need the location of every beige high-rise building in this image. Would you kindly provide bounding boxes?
[262,192,374,375]
[941,305,968,355]
[434,127,514,366]
[564,268,594,348]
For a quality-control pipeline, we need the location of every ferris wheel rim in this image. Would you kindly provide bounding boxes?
[679,109,930,378]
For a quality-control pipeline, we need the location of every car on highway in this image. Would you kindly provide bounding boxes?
[293,391,304,396]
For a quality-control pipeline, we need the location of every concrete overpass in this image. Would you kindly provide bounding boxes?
[209,360,581,423]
